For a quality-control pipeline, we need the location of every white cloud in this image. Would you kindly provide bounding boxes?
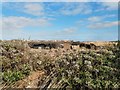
[88,21,119,29]
[60,3,92,15]
[76,14,117,26]
[2,2,45,16]
[101,2,118,10]
[2,16,52,39]
[63,28,76,33]
[55,27,77,36]
[23,3,44,16]
[94,2,118,12]
[3,16,51,30]
[87,14,117,22]
[88,16,102,22]
[104,14,117,18]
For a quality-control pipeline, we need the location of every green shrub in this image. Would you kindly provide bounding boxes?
[2,70,24,83]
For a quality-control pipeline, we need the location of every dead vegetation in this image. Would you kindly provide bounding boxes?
[0,40,120,89]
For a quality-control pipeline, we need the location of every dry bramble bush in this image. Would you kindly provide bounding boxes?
[0,40,120,89]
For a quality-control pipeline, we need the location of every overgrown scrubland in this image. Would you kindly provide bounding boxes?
[0,40,120,89]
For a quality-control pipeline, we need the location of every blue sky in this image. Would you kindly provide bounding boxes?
[1,2,119,41]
